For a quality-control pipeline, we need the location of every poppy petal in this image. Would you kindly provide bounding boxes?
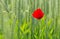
[32,8,44,20]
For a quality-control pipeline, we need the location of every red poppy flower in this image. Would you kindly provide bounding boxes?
[32,8,44,20]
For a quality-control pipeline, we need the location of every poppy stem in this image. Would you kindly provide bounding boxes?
[37,20,40,39]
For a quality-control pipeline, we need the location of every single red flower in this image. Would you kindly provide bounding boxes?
[32,8,44,20]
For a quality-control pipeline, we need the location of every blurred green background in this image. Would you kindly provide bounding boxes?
[0,0,60,39]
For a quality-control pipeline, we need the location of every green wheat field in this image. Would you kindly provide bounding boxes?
[0,0,60,39]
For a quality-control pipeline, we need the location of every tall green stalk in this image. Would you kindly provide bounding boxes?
[17,0,20,39]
